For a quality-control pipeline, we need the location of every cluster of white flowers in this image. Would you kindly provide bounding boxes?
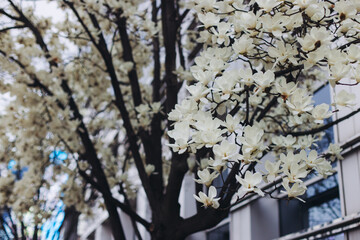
[0,0,161,223]
[0,0,359,225]
[170,0,360,208]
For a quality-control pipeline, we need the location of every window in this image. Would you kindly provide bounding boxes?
[279,174,342,237]
[313,84,334,153]
[279,84,342,239]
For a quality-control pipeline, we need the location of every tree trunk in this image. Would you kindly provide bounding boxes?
[60,206,80,240]
[149,207,230,240]
[104,199,126,240]
[150,226,185,240]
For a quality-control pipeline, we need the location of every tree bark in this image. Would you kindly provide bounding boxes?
[60,206,80,240]
[104,198,127,240]
[149,207,229,240]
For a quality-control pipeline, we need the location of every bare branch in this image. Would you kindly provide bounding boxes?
[289,107,360,137]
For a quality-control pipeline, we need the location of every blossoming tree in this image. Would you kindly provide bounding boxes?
[0,0,359,239]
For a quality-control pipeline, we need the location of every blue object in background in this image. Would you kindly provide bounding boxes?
[41,151,68,239]
[7,159,28,180]
[0,151,68,239]
[41,201,65,240]
[49,151,68,165]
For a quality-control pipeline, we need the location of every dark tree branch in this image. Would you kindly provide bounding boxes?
[115,15,142,107]
[255,97,278,123]
[149,0,164,198]
[115,10,164,198]
[119,184,143,240]
[177,9,190,27]
[63,0,157,211]
[0,24,26,33]
[5,3,127,239]
[162,153,189,224]
[289,107,360,137]
[78,168,151,230]
[0,8,21,21]
[274,64,304,77]
[338,38,360,50]
[219,162,240,199]
[32,225,38,240]
[177,208,229,239]
[161,0,178,116]
[20,221,26,240]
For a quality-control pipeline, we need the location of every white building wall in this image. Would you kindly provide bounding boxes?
[136,188,151,240]
[180,173,207,240]
[94,221,113,240]
[250,198,279,240]
[335,83,360,239]
[230,205,251,240]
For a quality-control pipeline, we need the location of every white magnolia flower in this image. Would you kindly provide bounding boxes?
[347,45,360,63]
[327,143,344,161]
[334,1,357,20]
[213,140,239,161]
[233,11,258,32]
[253,70,275,91]
[194,169,219,187]
[293,0,317,9]
[238,151,258,164]
[212,22,232,46]
[265,160,281,182]
[316,160,335,178]
[239,68,254,86]
[213,71,242,99]
[192,70,214,85]
[283,162,309,183]
[208,157,227,173]
[334,90,356,107]
[275,78,297,101]
[280,151,303,171]
[261,13,287,37]
[198,12,220,29]
[329,64,351,87]
[298,27,331,51]
[256,0,279,12]
[221,115,242,133]
[281,178,307,202]
[268,42,297,66]
[167,122,191,154]
[194,0,217,12]
[238,125,265,154]
[232,36,254,55]
[305,150,324,168]
[186,83,210,102]
[312,103,332,124]
[193,186,220,209]
[236,171,264,196]
[353,65,360,83]
[286,88,313,115]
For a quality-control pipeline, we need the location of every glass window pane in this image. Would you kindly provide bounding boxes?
[307,174,339,198]
[279,173,341,236]
[312,85,334,153]
[308,198,342,227]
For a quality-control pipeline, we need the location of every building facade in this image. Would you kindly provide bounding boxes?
[79,82,360,240]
